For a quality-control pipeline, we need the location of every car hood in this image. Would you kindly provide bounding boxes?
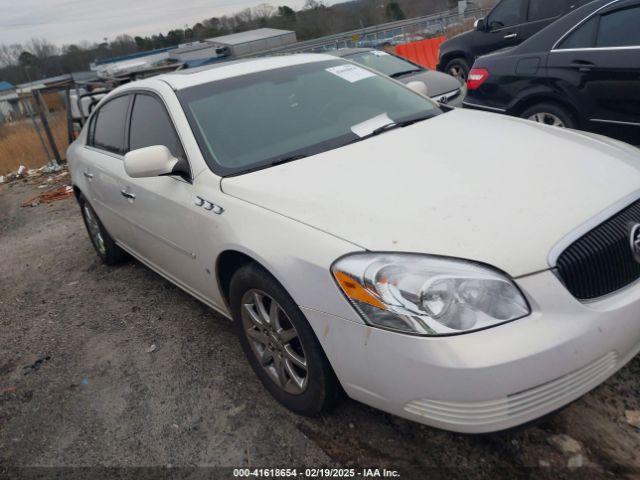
[396,70,462,97]
[221,109,640,277]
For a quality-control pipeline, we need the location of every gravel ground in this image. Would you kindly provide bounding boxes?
[1,176,639,479]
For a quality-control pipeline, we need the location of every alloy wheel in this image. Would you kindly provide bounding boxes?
[241,289,309,395]
[82,204,106,255]
[528,112,566,127]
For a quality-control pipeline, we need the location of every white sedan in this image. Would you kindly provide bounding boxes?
[68,54,640,433]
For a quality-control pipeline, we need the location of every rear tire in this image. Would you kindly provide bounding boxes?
[444,58,470,84]
[520,103,577,129]
[230,263,341,416]
[78,194,127,265]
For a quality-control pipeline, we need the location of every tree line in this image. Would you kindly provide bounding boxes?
[0,0,488,85]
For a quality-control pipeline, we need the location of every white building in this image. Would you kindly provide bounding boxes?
[206,28,297,57]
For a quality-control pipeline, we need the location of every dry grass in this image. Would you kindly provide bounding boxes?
[0,113,68,175]
[443,17,478,38]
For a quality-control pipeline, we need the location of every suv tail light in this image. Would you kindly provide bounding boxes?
[467,68,489,90]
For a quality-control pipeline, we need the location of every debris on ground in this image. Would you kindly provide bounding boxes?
[548,434,582,454]
[538,460,551,468]
[146,344,158,354]
[625,410,640,429]
[82,377,89,385]
[567,454,585,468]
[3,163,66,185]
[1,386,17,394]
[23,356,52,375]
[21,185,73,208]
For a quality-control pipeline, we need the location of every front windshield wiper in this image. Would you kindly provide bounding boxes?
[371,113,436,136]
[270,154,308,167]
[390,69,422,78]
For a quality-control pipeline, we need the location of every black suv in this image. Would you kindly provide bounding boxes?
[437,0,594,82]
[463,0,640,145]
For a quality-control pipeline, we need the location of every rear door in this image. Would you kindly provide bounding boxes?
[120,90,206,291]
[82,94,136,247]
[477,0,528,57]
[548,1,640,143]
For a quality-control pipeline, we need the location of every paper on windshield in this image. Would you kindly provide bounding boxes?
[370,51,389,56]
[326,64,376,83]
[350,113,393,138]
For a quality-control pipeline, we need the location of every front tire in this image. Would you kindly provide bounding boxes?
[230,263,340,416]
[520,103,577,129]
[78,194,127,265]
[444,58,470,84]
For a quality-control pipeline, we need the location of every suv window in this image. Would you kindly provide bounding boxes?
[597,6,640,47]
[487,0,526,30]
[528,0,566,21]
[91,95,130,154]
[129,93,184,159]
[558,16,597,49]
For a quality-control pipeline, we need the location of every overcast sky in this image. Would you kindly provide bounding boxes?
[0,0,313,46]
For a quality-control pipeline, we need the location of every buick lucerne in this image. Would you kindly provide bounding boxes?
[68,54,640,433]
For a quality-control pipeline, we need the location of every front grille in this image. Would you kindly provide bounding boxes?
[556,198,640,300]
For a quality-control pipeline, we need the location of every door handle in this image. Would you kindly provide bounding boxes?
[571,60,594,72]
[120,189,136,200]
[504,33,518,39]
[83,171,94,179]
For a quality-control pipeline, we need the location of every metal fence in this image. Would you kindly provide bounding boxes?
[243,7,490,57]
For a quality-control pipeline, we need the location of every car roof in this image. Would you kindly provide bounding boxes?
[156,53,337,90]
[329,48,374,57]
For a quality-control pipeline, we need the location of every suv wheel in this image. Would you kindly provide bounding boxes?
[230,263,340,416]
[444,58,469,83]
[521,103,577,129]
[78,194,128,265]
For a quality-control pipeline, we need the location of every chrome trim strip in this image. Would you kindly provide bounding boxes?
[547,189,640,267]
[590,118,640,127]
[84,145,124,161]
[462,101,507,113]
[551,46,640,52]
[552,0,621,51]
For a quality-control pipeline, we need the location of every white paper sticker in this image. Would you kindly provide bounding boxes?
[350,113,393,138]
[370,50,389,56]
[326,64,376,83]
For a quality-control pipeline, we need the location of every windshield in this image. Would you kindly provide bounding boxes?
[178,59,440,176]
[345,51,423,77]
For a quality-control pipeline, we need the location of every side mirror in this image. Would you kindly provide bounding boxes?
[124,145,178,178]
[406,81,429,97]
[475,18,486,32]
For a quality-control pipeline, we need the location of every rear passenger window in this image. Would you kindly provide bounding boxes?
[91,95,130,154]
[597,7,640,47]
[129,94,184,160]
[558,17,597,49]
[528,0,565,21]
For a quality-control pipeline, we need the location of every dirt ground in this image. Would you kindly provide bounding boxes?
[1,177,639,479]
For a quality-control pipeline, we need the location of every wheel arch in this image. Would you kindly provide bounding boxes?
[508,94,582,128]
[216,249,290,312]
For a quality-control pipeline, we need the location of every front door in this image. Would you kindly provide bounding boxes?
[477,0,528,57]
[119,92,207,293]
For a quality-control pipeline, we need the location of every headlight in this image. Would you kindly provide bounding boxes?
[332,253,530,336]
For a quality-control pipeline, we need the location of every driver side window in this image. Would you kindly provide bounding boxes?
[488,0,526,30]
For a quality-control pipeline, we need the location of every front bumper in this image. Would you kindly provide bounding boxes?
[301,270,640,433]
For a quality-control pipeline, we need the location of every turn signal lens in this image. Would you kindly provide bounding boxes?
[467,68,489,90]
